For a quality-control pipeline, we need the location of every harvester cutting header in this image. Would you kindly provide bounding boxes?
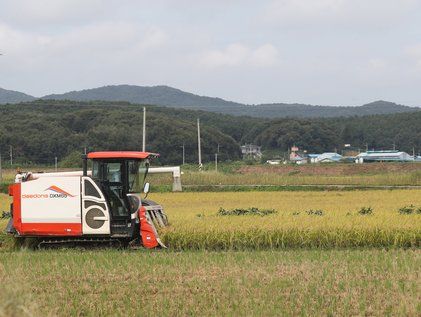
[6,151,168,248]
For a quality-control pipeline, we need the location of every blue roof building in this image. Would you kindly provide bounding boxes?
[355,150,413,163]
[314,152,343,163]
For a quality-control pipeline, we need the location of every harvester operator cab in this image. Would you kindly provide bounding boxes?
[83,152,167,247]
[84,152,155,220]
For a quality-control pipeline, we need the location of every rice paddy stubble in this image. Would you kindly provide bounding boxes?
[0,249,419,316]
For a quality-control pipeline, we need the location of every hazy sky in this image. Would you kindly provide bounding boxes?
[1,0,421,106]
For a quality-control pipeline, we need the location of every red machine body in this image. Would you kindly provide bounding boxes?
[6,151,168,248]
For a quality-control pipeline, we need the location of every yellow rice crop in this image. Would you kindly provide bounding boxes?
[151,190,421,250]
[1,190,420,250]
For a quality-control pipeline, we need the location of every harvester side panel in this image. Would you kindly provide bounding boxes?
[18,177,82,236]
[81,177,110,235]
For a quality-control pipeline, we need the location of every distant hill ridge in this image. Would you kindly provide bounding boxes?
[0,84,418,118]
[0,87,35,104]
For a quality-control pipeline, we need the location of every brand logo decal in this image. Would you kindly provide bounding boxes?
[45,186,76,198]
[22,185,77,199]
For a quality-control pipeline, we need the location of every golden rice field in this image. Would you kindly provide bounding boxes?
[151,190,421,250]
[1,190,421,250]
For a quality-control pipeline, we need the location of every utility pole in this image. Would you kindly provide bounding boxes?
[392,142,396,151]
[9,145,12,166]
[84,147,87,155]
[215,153,218,172]
[197,118,202,171]
[142,107,146,152]
[365,143,368,152]
[55,157,58,172]
[413,147,415,157]
[217,143,220,153]
[181,143,185,165]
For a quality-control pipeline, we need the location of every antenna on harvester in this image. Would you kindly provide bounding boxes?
[142,107,146,152]
[197,118,202,171]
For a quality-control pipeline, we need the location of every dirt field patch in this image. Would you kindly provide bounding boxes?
[238,163,421,176]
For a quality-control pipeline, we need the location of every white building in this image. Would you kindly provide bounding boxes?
[314,152,343,163]
[241,144,262,159]
[355,150,413,163]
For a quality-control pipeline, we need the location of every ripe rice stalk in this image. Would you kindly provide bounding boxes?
[153,190,421,250]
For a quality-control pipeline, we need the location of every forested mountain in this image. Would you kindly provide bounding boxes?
[0,100,420,165]
[251,100,416,118]
[42,85,245,110]
[0,87,35,104]
[1,85,418,118]
[41,85,418,118]
[0,100,242,165]
[252,112,421,154]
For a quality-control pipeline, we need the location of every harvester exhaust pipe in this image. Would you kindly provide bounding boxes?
[82,154,88,176]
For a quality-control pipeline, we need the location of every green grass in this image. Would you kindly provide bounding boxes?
[149,169,421,187]
[0,249,419,316]
[2,162,419,195]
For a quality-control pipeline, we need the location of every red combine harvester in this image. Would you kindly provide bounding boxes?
[6,151,168,248]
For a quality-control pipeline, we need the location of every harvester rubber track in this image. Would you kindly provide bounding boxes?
[37,238,124,249]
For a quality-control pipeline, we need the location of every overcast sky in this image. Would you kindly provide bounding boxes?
[1,0,421,106]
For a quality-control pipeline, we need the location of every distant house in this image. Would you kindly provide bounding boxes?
[342,147,360,158]
[241,144,262,160]
[355,150,413,163]
[290,146,308,164]
[308,154,320,163]
[314,152,343,163]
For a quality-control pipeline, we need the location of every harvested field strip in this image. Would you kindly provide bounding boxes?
[0,250,419,316]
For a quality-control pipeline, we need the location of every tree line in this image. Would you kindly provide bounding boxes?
[0,100,420,166]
